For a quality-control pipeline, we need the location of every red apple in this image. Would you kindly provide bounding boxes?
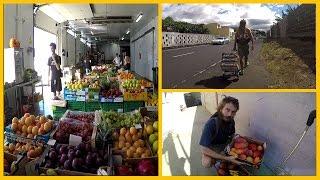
[239,154,247,160]
[246,149,253,157]
[253,150,262,158]
[257,145,263,151]
[248,143,257,151]
[235,148,247,155]
[234,142,248,149]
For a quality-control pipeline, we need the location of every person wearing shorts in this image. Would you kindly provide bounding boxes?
[233,19,254,75]
[48,43,62,99]
[200,96,243,169]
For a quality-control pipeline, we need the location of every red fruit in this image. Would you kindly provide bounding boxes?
[217,168,226,176]
[235,137,247,143]
[248,143,257,151]
[234,142,248,149]
[239,154,247,160]
[235,148,247,155]
[253,157,261,164]
[253,150,262,158]
[246,149,253,157]
[257,145,263,151]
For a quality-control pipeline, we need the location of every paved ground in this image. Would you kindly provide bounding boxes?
[162,95,274,176]
[162,40,270,89]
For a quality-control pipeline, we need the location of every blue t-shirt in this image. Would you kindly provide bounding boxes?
[199,114,235,148]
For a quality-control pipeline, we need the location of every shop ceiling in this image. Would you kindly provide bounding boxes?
[36,4,156,44]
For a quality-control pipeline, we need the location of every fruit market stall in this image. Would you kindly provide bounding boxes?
[4,106,158,176]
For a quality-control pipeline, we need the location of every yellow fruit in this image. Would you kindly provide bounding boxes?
[125,142,131,148]
[44,122,52,132]
[38,127,46,135]
[20,117,26,125]
[27,126,33,134]
[146,125,154,135]
[27,134,34,139]
[118,141,125,149]
[138,139,145,147]
[24,113,30,118]
[119,135,126,142]
[125,132,132,143]
[129,146,136,152]
[32,126,39,136]
[120,128,127,135]
[22,125,28,133]
[25,117,32,126]
[129,127,137,135]
[12,117,19,124]
[132,134,139,142]
[133,141,140,148]
[30,115,36,121]
[136,147,144,156]
[126,149,134,158]
[39,116,46,124]
[11,123,18,132]
[145,149,151,157]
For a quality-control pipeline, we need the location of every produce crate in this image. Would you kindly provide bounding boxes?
[124,101,145,112]
[5,122,57,143]
[86,101,101,112]
[52,106,67,121]
[64,88,76,95]
[67,100,86,111]
[123,92,148,101]
[225,134,266,168]
[100,102,124,112]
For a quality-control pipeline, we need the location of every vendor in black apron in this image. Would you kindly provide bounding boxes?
[48,43,62,99]
[200,96,243,169]
[233,19,254,75]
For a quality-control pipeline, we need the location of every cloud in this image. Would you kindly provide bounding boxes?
[162,3,291,31]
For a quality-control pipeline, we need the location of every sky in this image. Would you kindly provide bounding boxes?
[163,4,298,31]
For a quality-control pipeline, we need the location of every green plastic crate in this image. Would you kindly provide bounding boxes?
[67,100,86,111]
[100,102,123,112]
[52,106,67,121]
[123,101,145,112]
[86,101,101,112]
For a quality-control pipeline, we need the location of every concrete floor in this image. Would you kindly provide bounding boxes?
[162,95,274,176]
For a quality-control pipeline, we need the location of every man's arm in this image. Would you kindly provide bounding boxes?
[201,146,243,165]
[248,29,254,50]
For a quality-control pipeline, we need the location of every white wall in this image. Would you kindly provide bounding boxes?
[130,15,158,80]
[100,43,120,61]
[35,10,57,35]
[201,92,316,175]
[5,4,34,69]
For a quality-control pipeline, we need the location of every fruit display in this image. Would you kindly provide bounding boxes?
[140,79,153,88]
[215,161,249,176]
[41,143,109,174]
[145,121,158,155]
[66,80,89,91]
[118,72,134,80]
[115,159,157,176]
[146,93,158,106]
[100,111,142,129]
[121,79,142,91]
[112,127,153,159]
[64,111,95,124]
[101,88,123,98]
[228,136,265,165]
[54,118,94,144]
[10,113,55,138]
[4,142,44,159]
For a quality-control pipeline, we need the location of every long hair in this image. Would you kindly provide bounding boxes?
[216,96,239,122]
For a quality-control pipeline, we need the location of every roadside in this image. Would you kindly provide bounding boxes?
[260,41,316,89]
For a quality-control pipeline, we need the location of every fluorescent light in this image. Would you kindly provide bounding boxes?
[90,31,94,35]
[135,13,143,22]
[121,37,124,40]
[126,30,130,34]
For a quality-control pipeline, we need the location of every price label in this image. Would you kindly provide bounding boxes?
[69,134,82,146]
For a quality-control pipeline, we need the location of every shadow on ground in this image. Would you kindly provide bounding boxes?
[194,76,238,89]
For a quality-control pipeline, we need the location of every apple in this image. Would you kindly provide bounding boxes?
[246,149,253,157]
[235,148,247,155]
[246,156,253,163]
[239,154,247,160]
[234,142,248,149]
[253,150,262,158]
[257,145,263,151]
[248,143,257,151]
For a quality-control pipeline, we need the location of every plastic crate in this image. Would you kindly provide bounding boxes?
[123,101,145,112]
[67,100,86,111]
[100,102,123,112]
[85,101,101,112]
[52,106,67,121]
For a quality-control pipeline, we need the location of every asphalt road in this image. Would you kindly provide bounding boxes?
[162,40,269,89]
